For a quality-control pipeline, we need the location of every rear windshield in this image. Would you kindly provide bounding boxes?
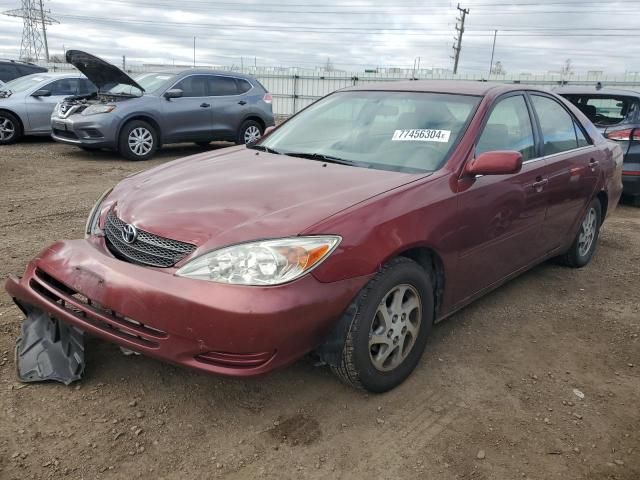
[562,94,639,126]
[260,91,480,173]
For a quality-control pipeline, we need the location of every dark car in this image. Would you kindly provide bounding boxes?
[0,59,47,83]
[6,81,623,392]
[50,50,275,160]
[557,86,640,205]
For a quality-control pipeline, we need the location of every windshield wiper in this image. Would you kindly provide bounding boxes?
[283,152,360,167]
[247,144,281,154]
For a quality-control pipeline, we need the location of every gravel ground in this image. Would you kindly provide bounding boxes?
[1,138,639,480]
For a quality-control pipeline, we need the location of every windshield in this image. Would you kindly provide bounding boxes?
[260,91,480,173]
[2,74,48,93]
[108,73,176,95]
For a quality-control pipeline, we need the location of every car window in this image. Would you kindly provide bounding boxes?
[531,95,579,155]
[562,95,638,126]
[45,78,80,96]
[574,121,590,147]
[173,75,208,97]
[78,78,97,95]
[260,91,481,173]
[236,79,252,94]
[0,64,19,81]
[207,76,239,96]
[476,95,535,161]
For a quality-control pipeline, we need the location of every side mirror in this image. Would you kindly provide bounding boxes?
[264,125,276,136]
[164,88,183,99]
[32,89,51,97]
[465,150,523,176]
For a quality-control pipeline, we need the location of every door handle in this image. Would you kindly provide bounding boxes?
[532,178,548,192]
[200,102,211,108]
[238,100,247,105]
[589,159,599,171]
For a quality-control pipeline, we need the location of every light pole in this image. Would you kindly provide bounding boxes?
[489,30,497,78]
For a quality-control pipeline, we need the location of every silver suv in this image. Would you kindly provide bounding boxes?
[51,50,275,160]
[0,73,95,144]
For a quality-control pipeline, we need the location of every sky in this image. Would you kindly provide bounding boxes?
[0,0,638,74]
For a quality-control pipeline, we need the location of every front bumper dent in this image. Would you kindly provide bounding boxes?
[6,240,370,377]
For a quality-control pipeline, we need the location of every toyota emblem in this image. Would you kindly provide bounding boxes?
[122,224,138,244]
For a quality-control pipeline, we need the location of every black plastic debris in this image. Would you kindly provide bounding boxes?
[15,306,85,385]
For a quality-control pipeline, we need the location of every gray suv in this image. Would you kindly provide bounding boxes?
[51,50,275,160]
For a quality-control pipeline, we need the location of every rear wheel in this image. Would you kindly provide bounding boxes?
[331,257,433,393]
[558,198,602,268]
[0,111,21,145]
[236,120,263,145]
[118,120,158,161]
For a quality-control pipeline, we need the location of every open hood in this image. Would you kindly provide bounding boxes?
[65,50,145,92]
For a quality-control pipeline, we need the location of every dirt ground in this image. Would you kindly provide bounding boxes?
[0,138,638,480]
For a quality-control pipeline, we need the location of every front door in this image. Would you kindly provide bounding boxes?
[161,75,213,142]
[25,77,81,133]
[454,93,549,304]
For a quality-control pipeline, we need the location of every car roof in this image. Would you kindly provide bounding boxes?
[0,59,41,66]
[173,69,257,80]
[554,85,640,97]
[24,72,85,79]
[341,80,538,96]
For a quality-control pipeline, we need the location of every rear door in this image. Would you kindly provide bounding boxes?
[206,75,245,139]
[528,93,600,252]
[25,77,81,132]
[161,75,214,142]
[455,93,549,302]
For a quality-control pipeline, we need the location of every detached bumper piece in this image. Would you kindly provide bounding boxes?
[15,304,85,385]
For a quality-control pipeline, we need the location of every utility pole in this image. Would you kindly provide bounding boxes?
[3,0,59,62]
[488,29,497,78]
[451,3,469,75]
[122,55,126,71]
[193,36,196,67]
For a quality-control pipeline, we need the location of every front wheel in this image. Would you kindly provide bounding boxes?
[0,111,22,145]
[558,198,602,268]
[118,120,158,161]
[331,257,434,393]
[236,120,263,145]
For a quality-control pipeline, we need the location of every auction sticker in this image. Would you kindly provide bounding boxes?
[392,129,451,142]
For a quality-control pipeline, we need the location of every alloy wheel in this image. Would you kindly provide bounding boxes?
[369,284,422,372]
[577,207,597,257]
[128,127,153,156]
[0,117,16,142]
[243,125,262,144]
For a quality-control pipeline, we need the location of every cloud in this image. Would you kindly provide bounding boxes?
[0,0,637,73]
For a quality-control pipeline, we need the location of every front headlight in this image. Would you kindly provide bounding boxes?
[85,188,112,238]
[176,236,341,285]
[82,104,116,116]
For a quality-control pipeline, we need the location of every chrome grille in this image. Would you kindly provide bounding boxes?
[104,211,196,268]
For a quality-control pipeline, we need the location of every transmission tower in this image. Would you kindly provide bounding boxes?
[3,0,59,62]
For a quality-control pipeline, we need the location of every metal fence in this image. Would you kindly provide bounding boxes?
[40,62,640,116]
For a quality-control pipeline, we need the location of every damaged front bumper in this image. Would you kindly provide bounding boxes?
[6,239,368,383]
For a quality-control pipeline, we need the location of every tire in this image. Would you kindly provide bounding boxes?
[558,198,602,268]
[236,120,263,145]
[331,257,434,393]
[195,141,211,147]
[118,120,158,161]
[0,111,22,145]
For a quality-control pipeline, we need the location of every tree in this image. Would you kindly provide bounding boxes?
[561,58,573,76]
[491,61,505,75]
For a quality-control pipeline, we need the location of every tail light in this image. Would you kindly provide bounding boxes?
[263,92,272,104]
[606,128,640,141]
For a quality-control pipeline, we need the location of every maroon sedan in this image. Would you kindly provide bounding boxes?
[6,81,623,392]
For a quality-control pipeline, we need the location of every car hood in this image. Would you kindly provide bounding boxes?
[108,147,423,250]
[66,50,144,92]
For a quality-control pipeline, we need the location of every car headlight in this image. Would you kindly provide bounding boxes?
[82,104,116,116]
[176,236,341,285]
[85,188,113,238]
